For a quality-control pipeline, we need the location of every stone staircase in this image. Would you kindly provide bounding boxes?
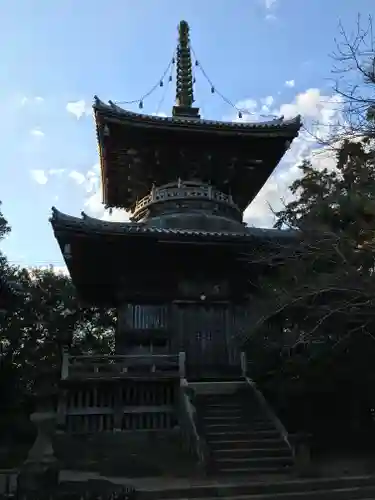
[197,391,294,475]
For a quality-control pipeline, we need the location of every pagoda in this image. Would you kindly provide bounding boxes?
[50,21,301,476]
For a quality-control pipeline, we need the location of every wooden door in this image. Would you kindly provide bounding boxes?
[178,304,228,378]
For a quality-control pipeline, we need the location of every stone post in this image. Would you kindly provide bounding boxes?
[18,409,59,495]
[292,432,313,477]
[26,411,57,465]
[18,372,59,496]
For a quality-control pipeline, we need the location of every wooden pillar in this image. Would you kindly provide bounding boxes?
[56,389,67,429]
[116,303,128,354]
[179,351,186,379]
[60,347,70,379]
[113,383,123,431]
[240,351,247,377]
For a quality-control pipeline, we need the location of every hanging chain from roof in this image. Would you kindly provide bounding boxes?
[112,24,280,120]
[155,59,174,116]
[114,53,176,109]
[190,45,280,121]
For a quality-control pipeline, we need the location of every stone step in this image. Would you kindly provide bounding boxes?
[204,406,243,412]
[209,438,288,449]
[211,447,291,458]
[214,455,294,468]
[205,424,277,435]
[204,420,275,433]
[203,415,243,421]
[207,429,280,439]
[216,465,292,475]
[138,475,375,500]
[159,486,375,500]
[204,404,244,410]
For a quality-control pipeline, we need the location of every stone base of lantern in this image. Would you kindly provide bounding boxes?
[17,411,60,495]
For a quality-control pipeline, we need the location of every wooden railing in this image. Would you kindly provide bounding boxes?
[133,183,239,216]
[61,351,182,379]
[62,381,177,433]
[58,352,187,433]
[0,469,18,496]
[178,379,208,472]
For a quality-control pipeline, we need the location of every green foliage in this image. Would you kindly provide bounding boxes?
[274,139,375,238]
[2,267,115,398]
[0,200,115,438]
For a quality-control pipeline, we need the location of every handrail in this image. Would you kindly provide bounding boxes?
[69,354,178,361]
[62,352,180,379]
[244,376,293,453]
[178,378,208,469]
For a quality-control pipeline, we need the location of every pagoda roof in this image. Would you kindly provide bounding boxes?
[94,97,301,136]
[50,207,299,242]
[50,207,299,305]
[94,98,302,213]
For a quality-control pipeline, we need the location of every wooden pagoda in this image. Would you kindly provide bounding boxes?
[50,21,301,476]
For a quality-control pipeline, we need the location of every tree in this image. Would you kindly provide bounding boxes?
[0,200,116,441]
[331,15,375,139]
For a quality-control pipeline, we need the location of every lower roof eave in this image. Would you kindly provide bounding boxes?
[50,206,300,242]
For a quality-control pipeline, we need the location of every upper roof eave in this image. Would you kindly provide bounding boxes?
[50,207,300,241]
[92,96,302,137]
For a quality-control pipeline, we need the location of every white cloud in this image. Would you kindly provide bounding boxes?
[30,169,48,185]
[262,96,274,107]
[30,128,44,138]
[69,170,86,185]
[237,98,258,112]
[264,0,277,8]
[21,96,44,106]
[65,163,130,222]
[285,79,295,88]
[240,88,343,227]
[265,14,277,22]
[66,100,91,119]
[49,168,65,176]
[260,96,275,114]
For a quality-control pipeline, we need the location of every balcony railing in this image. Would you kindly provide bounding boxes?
[132,183,240,220]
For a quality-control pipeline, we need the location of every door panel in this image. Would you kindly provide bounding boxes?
[178,304,228,377]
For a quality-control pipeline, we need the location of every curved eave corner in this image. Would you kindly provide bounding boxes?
[93,95,302,136]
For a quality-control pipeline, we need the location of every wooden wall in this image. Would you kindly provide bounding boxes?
[116,301,252,376]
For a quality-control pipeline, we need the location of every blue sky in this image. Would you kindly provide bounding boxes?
[0,0,373,269]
